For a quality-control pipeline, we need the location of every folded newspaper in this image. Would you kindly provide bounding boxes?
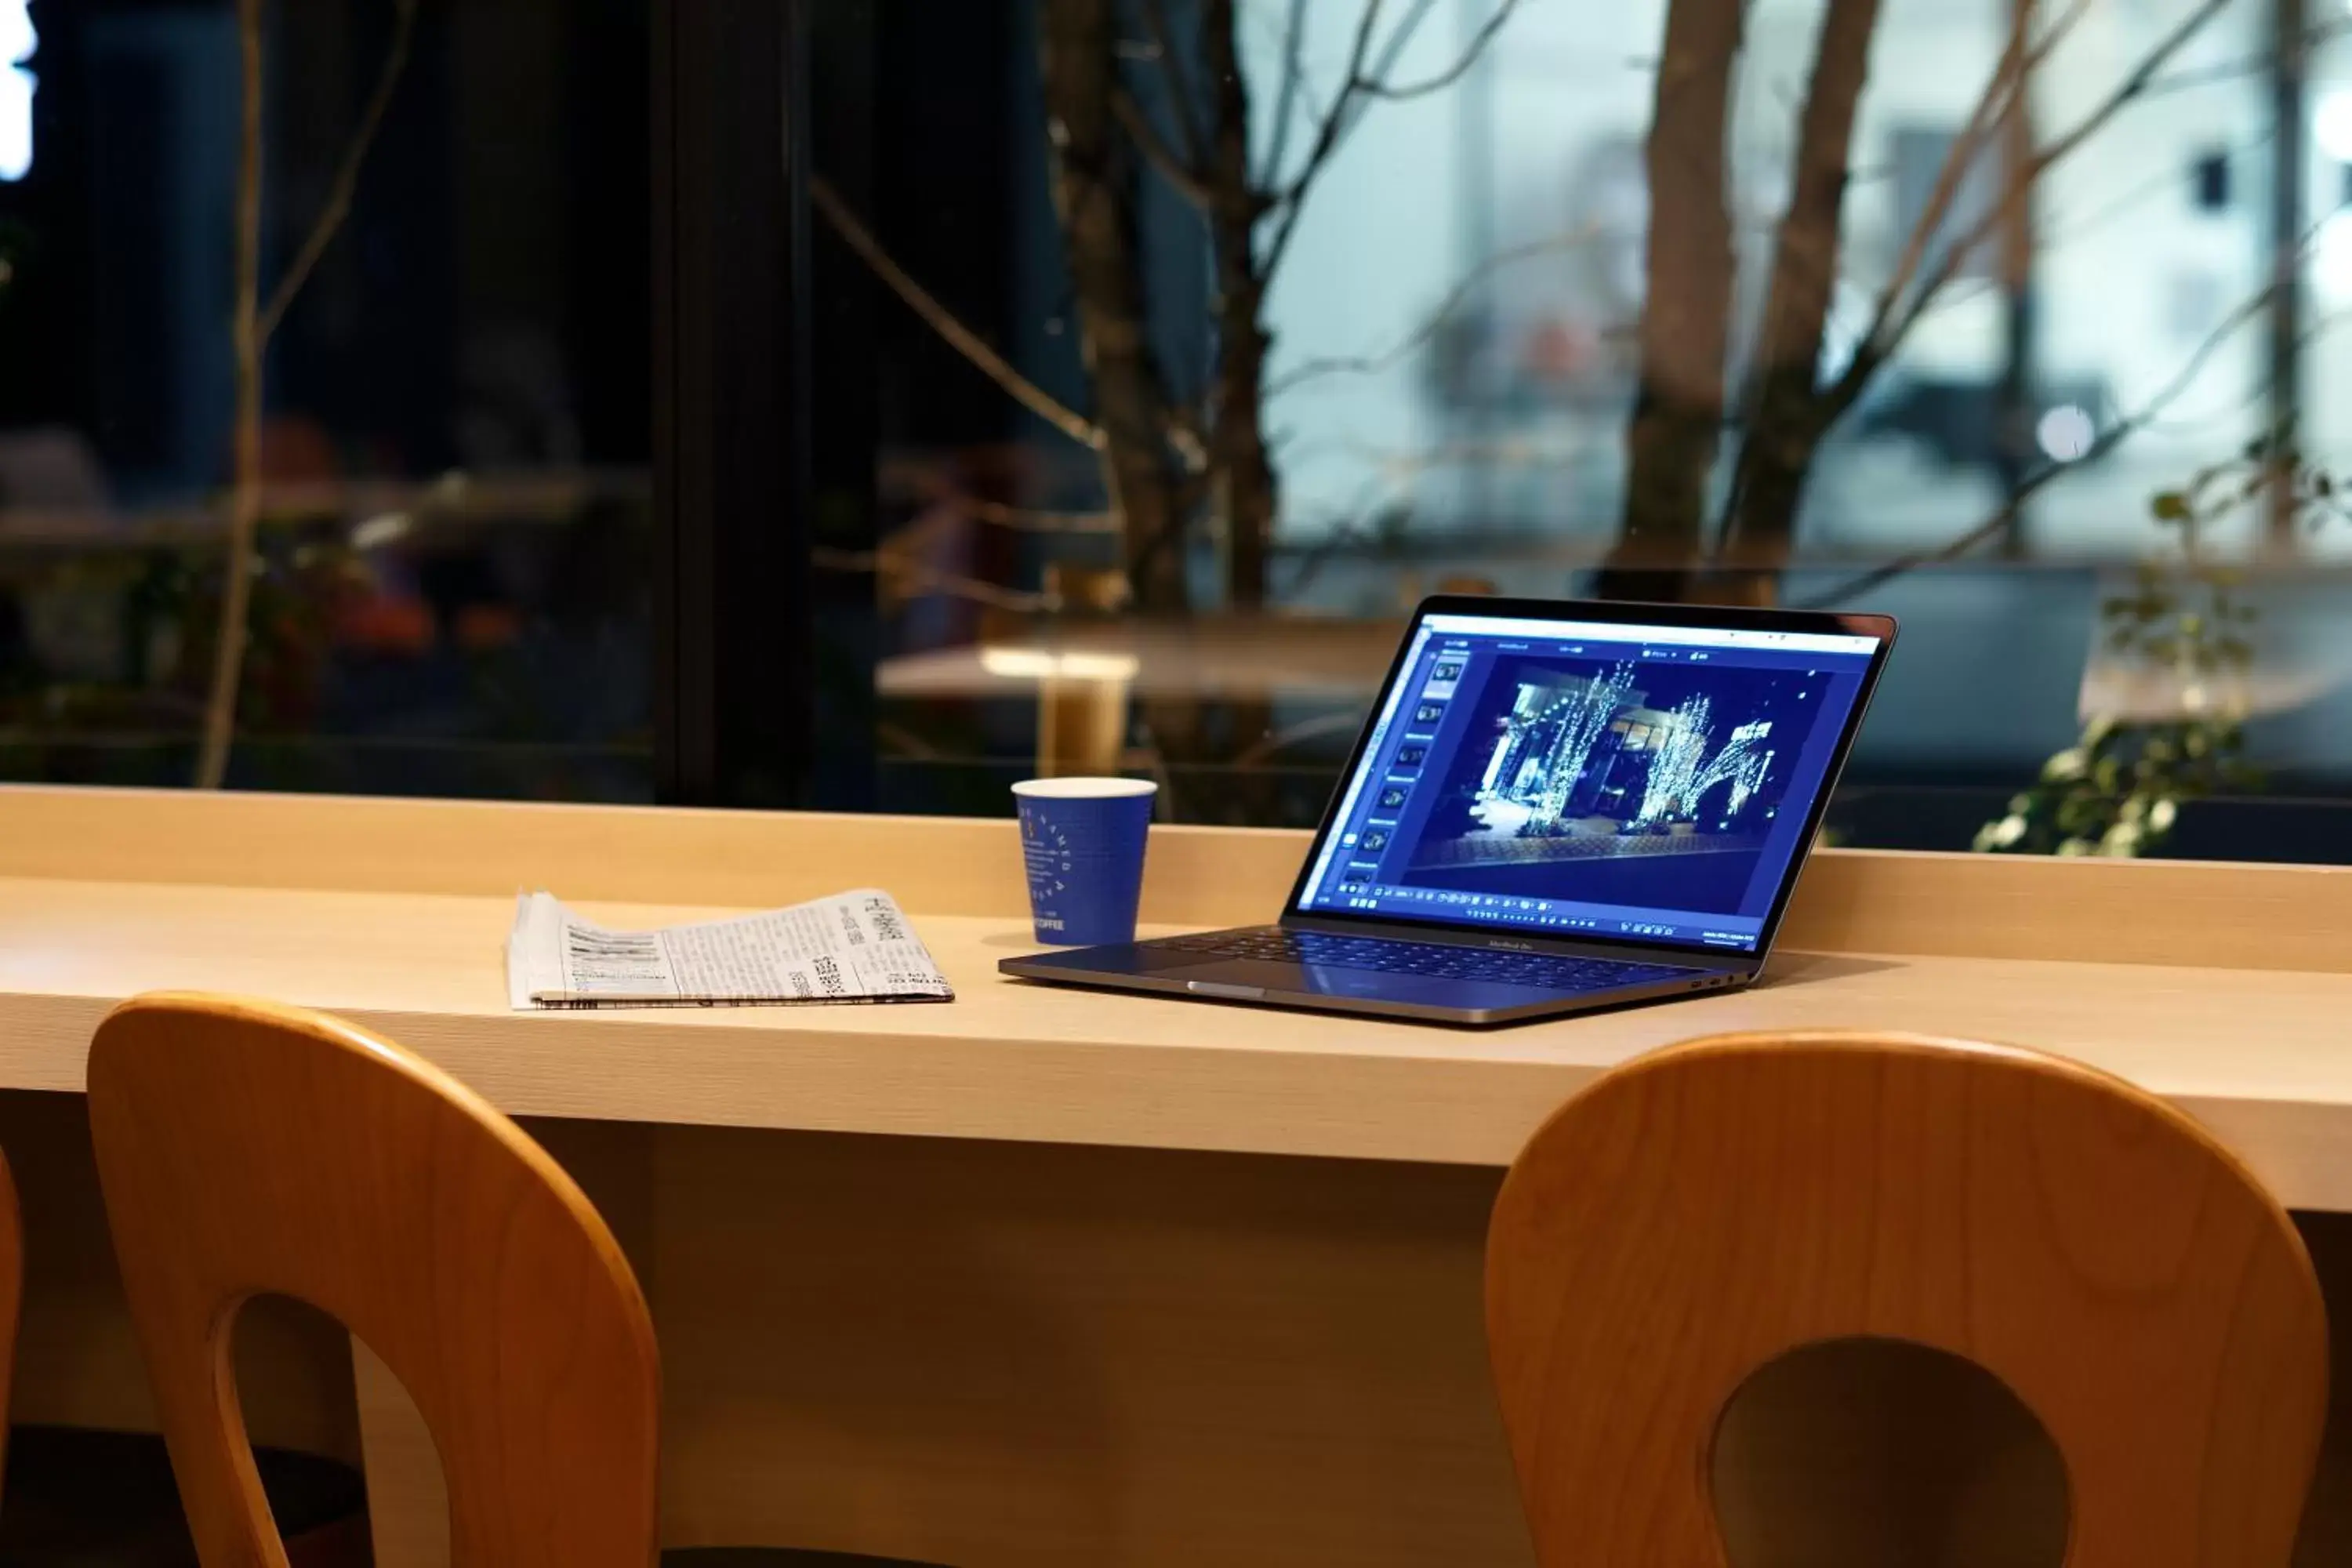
[506,889,954,1009]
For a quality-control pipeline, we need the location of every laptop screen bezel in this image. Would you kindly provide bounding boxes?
[1279,594,1899,962]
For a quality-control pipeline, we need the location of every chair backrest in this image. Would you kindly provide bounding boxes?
[1486,1031,2329,1568]
[87,993,659,1568]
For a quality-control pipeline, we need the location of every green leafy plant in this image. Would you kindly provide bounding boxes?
[1976,435,2344,857]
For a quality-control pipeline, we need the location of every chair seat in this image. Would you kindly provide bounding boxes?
[0,1425,367,1566]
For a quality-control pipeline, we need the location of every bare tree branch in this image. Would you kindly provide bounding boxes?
[1796,262,2293,610]
[1041,0,1192,611]
[809,173,1106,452]
[1258,0,1457,219]
[1791,492,2030,608]
[1263,223,1604,397]
[1862,0,2079,359]
[1719,0,1883,559]
[195,0,267,790]
[811,547,1060,613]
[1344,430,1608,476]
[1110,85,1214,207]
[2129,302,2348,438]
[1200,0,1279,607]
[1355,0,1529,102]
[2140,17,2352,101]
[880,493,1120,548]
[1366,0,1446,80]
[1164,405,1210,472]
[1824,0,2220,430]
[2043,126,2275,251]
[200,0,421,787]
[1258,0,1388,280]
[1258,0,1314,189]
[1608,0,1748,582]
[1893,0,2231,341]
[958,498,1121,532]
[258,0,419,343]
[1134,0,1207,162]
[1277,474,1399,599]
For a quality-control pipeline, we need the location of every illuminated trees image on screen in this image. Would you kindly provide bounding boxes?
[1410,653,1832,913]
[1474,667,1780,837]
[1634,698,1776,826]
[1528,664,1635,826]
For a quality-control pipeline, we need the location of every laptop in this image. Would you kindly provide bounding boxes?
[1000,595,1897,1026]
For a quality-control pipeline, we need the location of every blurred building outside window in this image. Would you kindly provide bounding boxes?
[816,0,2352,861]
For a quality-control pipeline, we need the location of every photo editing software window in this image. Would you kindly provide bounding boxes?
[1297,613,1883,951]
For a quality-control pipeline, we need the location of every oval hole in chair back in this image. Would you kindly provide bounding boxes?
[1711,1334,2070,1567]
[1484,1030,2330,1568]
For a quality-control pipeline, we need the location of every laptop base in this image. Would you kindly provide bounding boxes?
[999,933,1748,1028]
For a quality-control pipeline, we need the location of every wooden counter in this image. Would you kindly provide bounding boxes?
[4,786,2352,1201]
[2,786,2350,1566]
[7,881,2352,1200]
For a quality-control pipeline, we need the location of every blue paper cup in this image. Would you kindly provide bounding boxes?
[1013,778,1159,946]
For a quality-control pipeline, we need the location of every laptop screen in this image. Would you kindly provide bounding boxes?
[1292,608,1888,953]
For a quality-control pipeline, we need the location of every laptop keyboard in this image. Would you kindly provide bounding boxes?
[1151,927,1703,993]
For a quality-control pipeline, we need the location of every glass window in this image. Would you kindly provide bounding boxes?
[30,0,2352,864]
[0,0,652,798]
[808,0,2352,861]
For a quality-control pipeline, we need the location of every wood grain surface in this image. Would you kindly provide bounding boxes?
[87,995,662,1568]
[1486,1031,2331,1566]
[9,782,2352,972]
[3,873,2352,1200]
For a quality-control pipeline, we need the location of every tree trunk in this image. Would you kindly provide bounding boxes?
[195,0,268,789]
[1600,0,1745,602]
[2267,0,2308,556]
[1214,288,1278,612]
[1720,0,1882,569]
[1201,0,1276,612]
[1038,0,1189,613]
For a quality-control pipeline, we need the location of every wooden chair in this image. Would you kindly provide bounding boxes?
[1486,1030,2331,1567]
[86,993,934,1568]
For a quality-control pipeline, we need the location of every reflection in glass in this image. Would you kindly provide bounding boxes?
[820,0,2352,860]
[0,0,652,799]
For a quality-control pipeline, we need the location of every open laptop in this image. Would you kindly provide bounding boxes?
[1000,596,1897,1026]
